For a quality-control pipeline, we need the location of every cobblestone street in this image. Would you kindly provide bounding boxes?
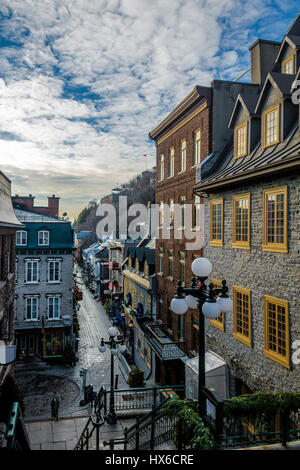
[16,281,127,419]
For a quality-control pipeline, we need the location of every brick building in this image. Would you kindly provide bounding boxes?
[12,194,60,218]
[195,14,300,394]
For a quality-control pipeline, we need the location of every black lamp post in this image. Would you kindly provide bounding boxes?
[99,322,126,425]
[170,257,232,418]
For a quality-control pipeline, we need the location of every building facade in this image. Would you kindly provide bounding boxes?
[13,207,74,361]
[195,15,300,394]
[0,171,25,446]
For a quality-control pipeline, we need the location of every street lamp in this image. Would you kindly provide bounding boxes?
[170,257,232,418]
[99,321,126,424]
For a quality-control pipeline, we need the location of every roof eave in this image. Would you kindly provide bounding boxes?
[194,155,300,193]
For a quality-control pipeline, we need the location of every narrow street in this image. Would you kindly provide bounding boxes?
[75,279,127,392]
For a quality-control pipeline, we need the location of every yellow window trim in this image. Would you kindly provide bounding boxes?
[209,198,223,247]
[233,286,252,348]
[210,278,225,331]
[282,54,295,74]
[234,121,248,159]
[264,295,290,369]
[262,104,280,148]
[262,186,288,253]
[232,193,250,250]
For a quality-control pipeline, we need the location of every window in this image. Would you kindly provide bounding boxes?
[135,257,139,273]
[263,105,280,147]
[140,331,145,359]
[134,324,138,350]
[159,154,164,181]
[179,139,186,172]
[233,286,251,347]
[158,247,164,274]
[192,317,199,353]
[48,260,61,282]
[25,260,39,283]
[264,295,290,369]
[128,257,132,268]
[234,121,248,158]
[232,194,250,249]
[210,279,225,331]
[167,308,173,332]
[179,252,185,283]
[210,199,223,246]
[282,55,294,74]
[168,249,173,278]
[132,288,138,308]
[263,186,287,253]
[159,201,164,228]
[193,129,201,165]
[179,196,186,229]
[38,231,50,246]
[169,198,174,227]
[192,195,201,229]
[47,296,61,320]
[145,341,151,368]
[25,297,39,321]
[144,260,149,276]
[168,147,174,177]
[16,230,27,246]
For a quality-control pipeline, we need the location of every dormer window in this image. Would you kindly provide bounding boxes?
[38,230,49,246]
[282,55,294,74]
[16,230,27,246]
[234,121,248,158]
[128,257,132,268]
[263,105,280,148]
[135,257,139,273]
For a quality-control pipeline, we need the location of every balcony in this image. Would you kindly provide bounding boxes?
[145,323,186,361]
[109,261,120,270]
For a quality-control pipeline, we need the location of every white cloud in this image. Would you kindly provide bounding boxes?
[0,0,298,216]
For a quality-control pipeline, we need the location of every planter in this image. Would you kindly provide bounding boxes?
[128,369,144,388]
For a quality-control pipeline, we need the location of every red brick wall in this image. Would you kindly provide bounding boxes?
[155,104,211,355]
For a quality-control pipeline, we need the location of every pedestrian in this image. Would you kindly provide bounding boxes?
[51,394,60,421]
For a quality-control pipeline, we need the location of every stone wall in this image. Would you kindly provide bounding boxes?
[204,172,300,392]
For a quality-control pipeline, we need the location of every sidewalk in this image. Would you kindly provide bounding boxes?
[25,414,135,450]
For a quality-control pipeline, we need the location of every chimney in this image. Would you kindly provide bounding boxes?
[249,39,281,86]
[48,195,60,218]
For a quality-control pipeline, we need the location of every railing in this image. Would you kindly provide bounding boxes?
[74,386,106,450]
[102,385,185,415]
[145,324,185,361]
[5,402,31,450]
[221,408,300,448]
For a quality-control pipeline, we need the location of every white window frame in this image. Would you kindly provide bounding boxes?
[16,230,27,246]
[25,260,39,283]
[25,296,39,321]
[168,147,174,177]
[179,140,186,172]
[47,295,61,320]
[47,259,61,283]
[38,230,50,246]
[159,154,164,181]
[193,129,201,165]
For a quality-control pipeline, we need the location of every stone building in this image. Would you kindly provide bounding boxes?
[12,194,60,218]
[149,81,259,385]
[13,205,74,362]
[194,14,300,393]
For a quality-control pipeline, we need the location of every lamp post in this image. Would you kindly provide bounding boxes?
[170,257,232,418]
[99,322,126,424]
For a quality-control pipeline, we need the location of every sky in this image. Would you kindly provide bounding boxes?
[0,1,299,218]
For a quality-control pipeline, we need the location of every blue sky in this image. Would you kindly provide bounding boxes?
[0,1,299,217]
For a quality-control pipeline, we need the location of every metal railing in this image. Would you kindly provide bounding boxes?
[102,385,185,415]
[74,386,106,450]
[5,402,31,450]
